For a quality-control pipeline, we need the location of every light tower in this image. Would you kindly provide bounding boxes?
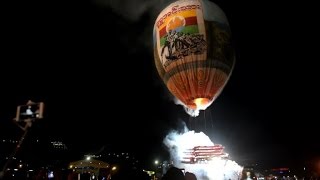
[0,100,44,178]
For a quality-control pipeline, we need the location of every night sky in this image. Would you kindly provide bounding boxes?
[1,0,318,168]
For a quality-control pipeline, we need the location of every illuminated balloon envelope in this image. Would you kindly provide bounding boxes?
[153,0,235,116]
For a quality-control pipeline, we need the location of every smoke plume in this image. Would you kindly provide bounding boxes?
[163,123,243,180]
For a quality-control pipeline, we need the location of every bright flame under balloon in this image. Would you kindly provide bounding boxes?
[174,98,213,117]
[163,129,243,180]
[193,98,212,111]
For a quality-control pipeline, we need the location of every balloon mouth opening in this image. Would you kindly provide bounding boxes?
[187,98,211,110]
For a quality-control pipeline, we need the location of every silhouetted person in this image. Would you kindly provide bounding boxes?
[185,172,197,180]
[162,166,185,180]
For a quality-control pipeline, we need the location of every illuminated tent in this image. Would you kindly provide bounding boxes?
[153,0,235,116]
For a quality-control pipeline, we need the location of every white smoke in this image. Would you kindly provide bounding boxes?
[163,125,243,180]
[174,98,206,117]
[92,0,176,60]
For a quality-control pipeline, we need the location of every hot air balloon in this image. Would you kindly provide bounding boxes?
[153,0,235,116]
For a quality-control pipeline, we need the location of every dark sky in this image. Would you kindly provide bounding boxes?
[1,0,318,168]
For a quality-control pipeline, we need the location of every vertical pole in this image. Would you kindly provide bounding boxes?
[1,121,32,177]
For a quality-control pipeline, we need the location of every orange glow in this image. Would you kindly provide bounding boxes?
[193,98,210,110]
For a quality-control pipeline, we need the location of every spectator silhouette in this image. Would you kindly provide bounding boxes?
[185,171,197,180]
[162,166,185,180]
